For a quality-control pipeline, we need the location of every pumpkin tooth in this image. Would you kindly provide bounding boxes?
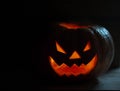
[58,63,71,77]
[70,64,81,76]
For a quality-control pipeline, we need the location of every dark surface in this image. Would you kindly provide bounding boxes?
[32,68,120,90]
[94,68,120,90]
[46,68,120,90]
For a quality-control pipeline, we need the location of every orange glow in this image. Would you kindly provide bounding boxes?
[83,42,91,52]
[69,51,81,59]
[49,55,97,77]
[56,41,66,54]
[59,23,88,29]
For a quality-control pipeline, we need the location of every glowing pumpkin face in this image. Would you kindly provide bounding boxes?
[49,23,98,77]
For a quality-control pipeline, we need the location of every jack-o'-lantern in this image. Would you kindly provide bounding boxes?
[48,22,114,81]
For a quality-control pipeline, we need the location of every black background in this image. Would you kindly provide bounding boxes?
[24,0,120,90]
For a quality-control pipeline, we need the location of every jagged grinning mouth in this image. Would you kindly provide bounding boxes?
[49,55,97,77]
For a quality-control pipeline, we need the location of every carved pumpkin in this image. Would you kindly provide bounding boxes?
[48,22,114,80]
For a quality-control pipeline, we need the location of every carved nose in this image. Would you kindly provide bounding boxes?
[69,51,81,59]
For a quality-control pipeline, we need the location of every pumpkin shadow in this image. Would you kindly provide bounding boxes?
[46,78,99,90]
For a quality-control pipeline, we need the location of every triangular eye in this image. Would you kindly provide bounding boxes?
[83,41,91,52]
[56,41,66,54]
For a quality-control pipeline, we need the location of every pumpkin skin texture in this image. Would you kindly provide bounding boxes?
[48,23,114,82]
